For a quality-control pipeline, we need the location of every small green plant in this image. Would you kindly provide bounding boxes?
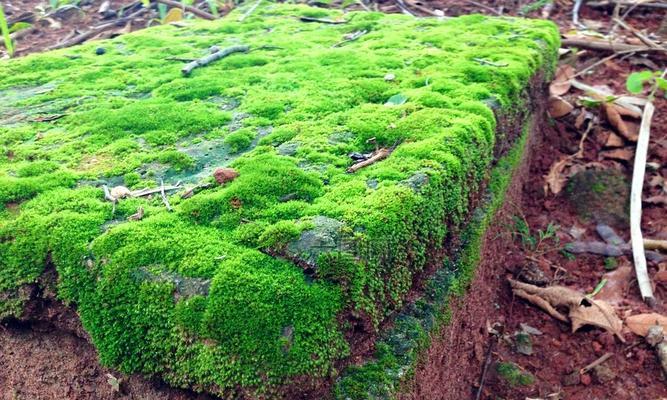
[626,70,667,99]
[604,257,618,271]
[511,214,560,256]
[496,362,534,386]
[0,3,13,57]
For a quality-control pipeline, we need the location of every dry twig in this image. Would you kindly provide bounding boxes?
[630,84,659,306]
[347,148,391,173]
[182,45,250,76]
[160,179,173,212]
[238,0,262,22]
[579,352,614,374]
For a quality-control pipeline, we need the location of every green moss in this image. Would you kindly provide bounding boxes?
[0,4,557,397]
[496,362,535,386]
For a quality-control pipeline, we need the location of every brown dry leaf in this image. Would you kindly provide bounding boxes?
[654,270,667,283]
[596,264,633,305]
[605,131,625,148]
[570,298,624,338]
[603,103,638,141]
[509,279,624,341]
[612,103,641,119]
[550,65,575,96]
[626,313,667,337]
[599,148,634,162]
[548,95,574,118]
[544,157,574,194]
[645,195,667,205]
[164,8,183,24]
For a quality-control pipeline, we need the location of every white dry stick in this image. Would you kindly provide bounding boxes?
[630,99,655,306]
[238,0,262,22]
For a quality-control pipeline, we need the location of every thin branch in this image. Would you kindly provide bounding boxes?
[644,238,667,251]
[237,0,262,22]
[155,0,215,20]
[579,352,614,374]
[130,184,180,198]
[613,18,664,50]
[299,16,349,24]
[347,147,392,173]
[463,0,501,15]
[630,98,656,306]
[160,179,173,212]
[181,44,250,76]
[561,38,658,53]
[49,7,146,50]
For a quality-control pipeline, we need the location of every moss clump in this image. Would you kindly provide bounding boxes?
[0,3,558,397]
[496,362,535,386]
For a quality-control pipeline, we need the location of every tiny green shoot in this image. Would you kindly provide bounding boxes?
[0,3,13,57]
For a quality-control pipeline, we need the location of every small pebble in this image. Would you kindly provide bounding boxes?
[580,373,592,385]
[591,341,603,353]
[95,47,106,55]
[384,73,395,81]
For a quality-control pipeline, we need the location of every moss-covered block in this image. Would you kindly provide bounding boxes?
[0,3,558,397]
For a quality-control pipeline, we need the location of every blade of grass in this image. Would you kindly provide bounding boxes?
[0,4,13,57]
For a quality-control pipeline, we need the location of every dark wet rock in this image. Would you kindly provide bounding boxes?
[366,179,378,189]
[277,141,299,156]
[208,96,240,111]
[286,216,349,266]
[328,131,354,144]
[228,112,250,133]
[402,172,429,192]
[95,47,106,55]
[134,267,211,298]
[566,169,630,227]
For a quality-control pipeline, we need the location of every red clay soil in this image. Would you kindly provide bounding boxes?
[2,1,667,400]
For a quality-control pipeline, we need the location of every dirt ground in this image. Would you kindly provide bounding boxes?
[1,0,666,399]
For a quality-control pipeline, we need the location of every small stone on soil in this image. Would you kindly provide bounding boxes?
[213,168,239,185]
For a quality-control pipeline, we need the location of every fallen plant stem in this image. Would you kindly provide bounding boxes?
[464,0,501,15]
[613,18,664,50]
[155,0,215,20]
[474,328,500,400]
[160,179,172,212]
[347,147,391,173]
[587,0,667,10]
[572,50,637,78]
[49,7,146,50]
[473,58,508,67]
[579,352,614,374]
[238,0,262,22]
[299,16,349,24]
[561,38,656,53]
[644,239,667,252]
[630,94,657,306]
[131,184,180,198]
[333,30,368,48]
[181,44,250,76]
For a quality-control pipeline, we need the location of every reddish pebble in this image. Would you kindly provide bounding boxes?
[592,341,603,353]
[580,373,592,385]
[214,168,239,185]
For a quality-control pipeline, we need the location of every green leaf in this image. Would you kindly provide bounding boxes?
[385,93,407,106]
[626,70,653,94]
[8,21,31,34]
[0,4,13,57]
[656,77,667,91]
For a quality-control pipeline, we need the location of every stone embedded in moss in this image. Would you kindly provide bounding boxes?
[0,3,558,397]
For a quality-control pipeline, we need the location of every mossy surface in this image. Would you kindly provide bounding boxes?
[0,4,558,397]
